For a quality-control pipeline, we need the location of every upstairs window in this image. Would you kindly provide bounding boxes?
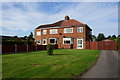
[77,27,83,33]
[36,31,41,36]
[50,29,58,34]
[43,30,47,34]
[64,28,73,33]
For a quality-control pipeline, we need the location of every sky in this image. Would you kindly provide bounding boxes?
[1,1,118,37]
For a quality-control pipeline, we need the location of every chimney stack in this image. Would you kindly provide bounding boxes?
[65,15,70,20]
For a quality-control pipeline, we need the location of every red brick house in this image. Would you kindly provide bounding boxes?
[34,16,92,49]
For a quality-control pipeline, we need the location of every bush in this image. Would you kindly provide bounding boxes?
[47,44,53,55]
[117,38,120,50]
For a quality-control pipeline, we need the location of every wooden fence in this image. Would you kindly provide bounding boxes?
[85,41,117,50]
[2,40,117,54]
[2,44,58,54]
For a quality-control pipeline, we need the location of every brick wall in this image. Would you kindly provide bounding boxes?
[34,26,92,49]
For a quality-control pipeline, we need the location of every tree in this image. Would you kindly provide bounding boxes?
[28,32,33,39]
[27,32,34,42]
[23,36,27,39]
[117,35,120,38]
[96,33,105,41]
[112,35,116,38]
[107,35,111,39]
[13,36,19,41]
[91,35,97,41]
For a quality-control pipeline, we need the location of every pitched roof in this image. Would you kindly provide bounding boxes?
[36,20,64,29]
[36,16,92,31]
[61,19,85,26]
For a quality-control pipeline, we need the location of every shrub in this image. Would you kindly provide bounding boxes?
[47,44,53,55]
[117,38,120,50]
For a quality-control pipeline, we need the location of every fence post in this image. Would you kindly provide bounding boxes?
[36,44,37,51]
[15,44,17,53]
[27,44,28,52]
[89,41,90,49]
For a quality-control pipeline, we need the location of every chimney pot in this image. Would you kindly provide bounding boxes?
[65,15,70,20]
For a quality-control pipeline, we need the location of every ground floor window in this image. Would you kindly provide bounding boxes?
[49,38,57,44]
[43,38,47,45]
[36,40,40,43]
[63,38,73,44]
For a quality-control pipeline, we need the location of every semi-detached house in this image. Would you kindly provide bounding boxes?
[34,16,92,49]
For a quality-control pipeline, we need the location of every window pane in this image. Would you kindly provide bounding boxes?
[50,39,55,43]
[64,28,73,33]
[78,27,83,32]
[44,41,46,44]
[43,30,47,34]
[43,39,46,44]
[64,40,70,44]
[63,38,72,44]
[36,40,40,43]
[36,31,41,35]
[50,29,57,34]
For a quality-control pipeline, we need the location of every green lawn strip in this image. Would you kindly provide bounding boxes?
[2,49,100,78]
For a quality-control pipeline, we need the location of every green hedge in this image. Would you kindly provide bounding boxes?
[117,38,120,50]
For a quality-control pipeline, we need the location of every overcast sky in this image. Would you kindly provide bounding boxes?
[1,1,118,37]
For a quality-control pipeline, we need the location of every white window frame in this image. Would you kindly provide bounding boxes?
[64,28,73,33]
[43,30,47,34]
[63,38,72,44]
[36,31,41,36]
[77,27,83,33]
[43,38,47,45]
[50,29,58,34]
[49,38,57,44]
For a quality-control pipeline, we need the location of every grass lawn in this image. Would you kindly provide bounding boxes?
[2,49,100,78]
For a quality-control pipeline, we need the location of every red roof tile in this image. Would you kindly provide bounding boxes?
[36,20,64,29]
[61,19,84,26]
[36,17,92,31]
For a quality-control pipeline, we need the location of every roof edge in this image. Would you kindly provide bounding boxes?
[35,24,86,29]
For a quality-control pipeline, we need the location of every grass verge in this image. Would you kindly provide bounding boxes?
[2,49,100,78]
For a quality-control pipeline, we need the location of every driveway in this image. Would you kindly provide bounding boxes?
[77,50,119,78]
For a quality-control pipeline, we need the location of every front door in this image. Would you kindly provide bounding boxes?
[77,38,83,49]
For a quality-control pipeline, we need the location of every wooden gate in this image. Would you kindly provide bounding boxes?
[86,40,117,50]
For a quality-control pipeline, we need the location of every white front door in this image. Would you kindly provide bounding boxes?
[77,38,83,49]
[43,38,47,45]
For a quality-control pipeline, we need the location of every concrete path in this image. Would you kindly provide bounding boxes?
[78,50,119,78]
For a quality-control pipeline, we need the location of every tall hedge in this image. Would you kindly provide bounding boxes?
[117,38,120,50]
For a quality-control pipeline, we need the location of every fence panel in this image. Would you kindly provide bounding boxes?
[90,42,98,50]
[101,41,117,50]
[28,45,36,51]
[2,45,15,53]
[2,44,59,54]
[52,44,58,49]
[86,41,117,50]
[85,41,90,49]
[98,41,104,50]
[37,45,47,50]
[17,45,27,52]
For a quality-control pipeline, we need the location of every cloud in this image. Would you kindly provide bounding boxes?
[1,0,119,2]
[1,2,118,37]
